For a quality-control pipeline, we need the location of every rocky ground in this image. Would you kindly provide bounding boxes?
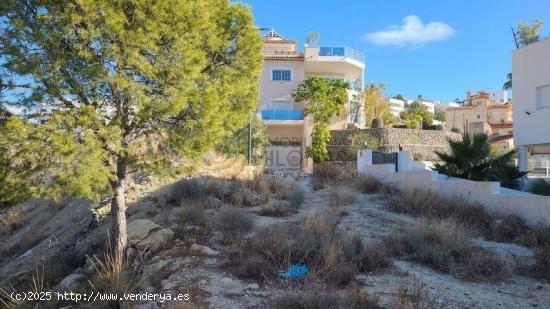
[126,177,549,309]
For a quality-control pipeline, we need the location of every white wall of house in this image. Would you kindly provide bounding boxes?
[259,60,305,111]
[512,39,550,147]
[512,38,550,172]
[388,98,405,116]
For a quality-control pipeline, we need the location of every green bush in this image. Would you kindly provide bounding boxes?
[529,178,550,196]
[348,132,379,156]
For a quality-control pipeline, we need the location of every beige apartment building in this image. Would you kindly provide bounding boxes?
[445,91,514,152]
[259,30,365,171]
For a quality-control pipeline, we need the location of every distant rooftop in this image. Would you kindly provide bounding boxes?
[263,29,296,44]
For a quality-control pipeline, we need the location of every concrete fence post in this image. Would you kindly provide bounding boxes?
[397,151,410,172]
[357,148,372,175]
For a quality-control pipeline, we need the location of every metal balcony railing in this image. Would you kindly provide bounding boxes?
[318,46,364,63]
[261,109,304,120]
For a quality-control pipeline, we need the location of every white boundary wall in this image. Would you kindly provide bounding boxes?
[357,149,550,225]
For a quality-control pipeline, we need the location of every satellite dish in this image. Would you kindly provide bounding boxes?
[306,32,320,47]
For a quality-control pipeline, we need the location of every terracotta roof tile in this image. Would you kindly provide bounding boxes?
[263,38,296,44]
[264,54,304,60]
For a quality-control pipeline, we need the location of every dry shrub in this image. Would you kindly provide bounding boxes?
[247,176,271,204]
[355,175,383,194]
[535,244,550,280]
[286,186,306,209]
[0,200,49,236]
[343,232,364,261]
[328,186,357,208]
[259,201,295,217]
[225,211,365,287]
[389,278,440,309]
[358,242,391,272]
[88,240,132,308]
[221,224,299,281]
[459,249,511,282]
[389,188,492,232]
[519,224,550,248]
[213,207,254,245]
[166,178,206,204]
[312,163,346,189]
[303,209,340,235]
[341,232,390,273]
[263,174,291,194]
[273,285,379,309]
[387,219,511,281]
[180,204,207,227]
[0,266,48,308]
[388,219,471,273]
[489,215,529,243]
[204,178,228,201]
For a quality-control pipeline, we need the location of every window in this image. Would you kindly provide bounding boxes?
[536,84,550,109]
[476,114,481,119]
[272,69,291,81]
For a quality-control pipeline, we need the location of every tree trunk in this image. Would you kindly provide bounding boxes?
[111,159,128,257]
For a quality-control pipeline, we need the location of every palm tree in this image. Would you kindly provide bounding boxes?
[433,133,526,189]
[503,73,512,91]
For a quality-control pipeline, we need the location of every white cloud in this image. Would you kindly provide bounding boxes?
[364,15,455,47]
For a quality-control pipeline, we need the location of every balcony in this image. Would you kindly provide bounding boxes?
[261,109,304,121]
[304,46,365,75]
[318,46,364,63]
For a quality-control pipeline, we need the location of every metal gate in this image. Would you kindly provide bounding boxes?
[372,151,398,172]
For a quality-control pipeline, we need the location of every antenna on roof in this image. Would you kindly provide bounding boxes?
[306,32,320,47]
[511,27,519,49]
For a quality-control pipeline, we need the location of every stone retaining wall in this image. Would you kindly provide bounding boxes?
[328,128,461,161]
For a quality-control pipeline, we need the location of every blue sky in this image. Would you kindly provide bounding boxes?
[243,0,550,102]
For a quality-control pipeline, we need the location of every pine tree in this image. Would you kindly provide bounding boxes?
[0,0,262,255]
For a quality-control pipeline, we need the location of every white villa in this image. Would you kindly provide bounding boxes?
[259,30,365,172]
[512,37,550,176]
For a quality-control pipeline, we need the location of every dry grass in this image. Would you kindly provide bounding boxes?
[535,244,550,280]
[386,219,511,281]
[167,179,206,204]
[0,200,50,236]
[213,207,254,245]
[303,209,340,235]
[357,242,391,272]
[459,249,512,282]
[273,285,380,309]
[328,186,357,208]
[355,175,384,194]
[389,188,550,282]
[259,201,296,217]
[312,163,350,189]
[0,266,47,309]
[180,203,207,227]
[388,188,492,232]
[247,176,271,204]
[389,278,441,309]
[225,209,390,288]
[286,186,306,209]
[88,241,132,295]
[489,215,529,243]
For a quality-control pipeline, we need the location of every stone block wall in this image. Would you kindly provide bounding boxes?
[328,128,461,161]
